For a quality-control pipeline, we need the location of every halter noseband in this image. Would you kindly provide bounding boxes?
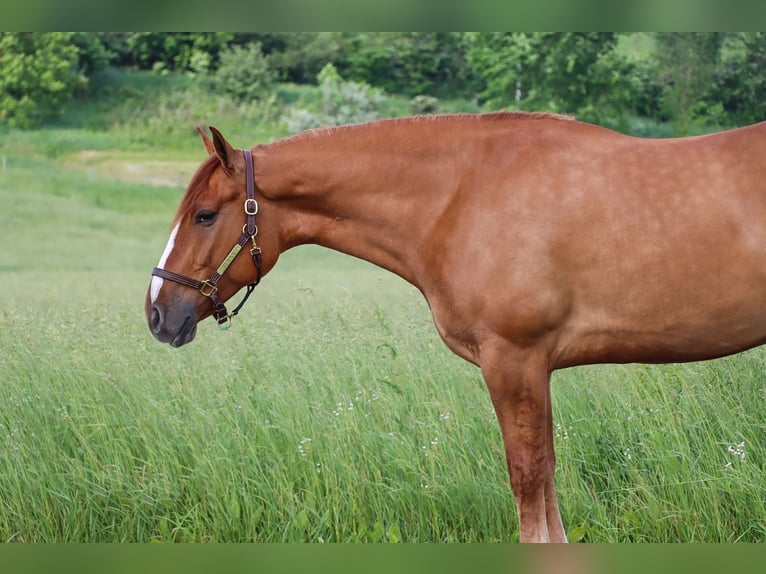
[152,149,262,328]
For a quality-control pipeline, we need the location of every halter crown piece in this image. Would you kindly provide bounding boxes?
[151,149,262,329]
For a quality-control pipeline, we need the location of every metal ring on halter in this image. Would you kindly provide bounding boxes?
[243,223,258,237]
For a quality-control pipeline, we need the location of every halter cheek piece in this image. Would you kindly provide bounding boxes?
[151,149,262,328]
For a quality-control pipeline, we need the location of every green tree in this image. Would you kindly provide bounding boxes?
[466,33,626,122]
[265,33,349,84]
[71,33,115,76]
[0,32,86,128]
[345,33,476,98]
[122,33,234,73]
[712,33,766,125]
[733,33,766,123]
[653,33,725,135]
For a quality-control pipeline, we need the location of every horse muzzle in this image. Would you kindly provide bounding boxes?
[147,299,198,347]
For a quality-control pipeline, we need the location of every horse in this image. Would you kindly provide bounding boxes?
[146,112,766,542]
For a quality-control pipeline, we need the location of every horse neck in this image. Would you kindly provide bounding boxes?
[257,124,462,285]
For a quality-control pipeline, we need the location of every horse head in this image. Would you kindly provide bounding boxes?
[146,127,275,346]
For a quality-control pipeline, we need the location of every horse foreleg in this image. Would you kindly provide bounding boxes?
[481,342,556,543]
[544,389,567,542]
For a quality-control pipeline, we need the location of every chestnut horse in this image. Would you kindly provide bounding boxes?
[146,113,766,542]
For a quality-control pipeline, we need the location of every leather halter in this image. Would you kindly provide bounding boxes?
[152,149,262,328]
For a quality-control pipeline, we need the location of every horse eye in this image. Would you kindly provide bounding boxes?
[195,211,217,225]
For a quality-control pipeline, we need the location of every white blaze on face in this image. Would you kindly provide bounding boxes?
[150,222,180,304]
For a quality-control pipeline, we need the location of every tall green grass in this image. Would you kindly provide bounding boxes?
[2,263,512,542]
[3,263,765,541]
[1,72,765,542]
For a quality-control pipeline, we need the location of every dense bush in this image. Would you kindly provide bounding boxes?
[212,42,275,103]
[283,64,384,133]
[410,95,440,115]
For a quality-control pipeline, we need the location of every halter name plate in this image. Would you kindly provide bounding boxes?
[217,243,244,276]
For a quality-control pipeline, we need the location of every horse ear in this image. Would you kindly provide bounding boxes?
[197,126,215,155]
[209,126,237,174]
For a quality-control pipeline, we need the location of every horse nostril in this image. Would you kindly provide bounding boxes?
[150,306,162,332]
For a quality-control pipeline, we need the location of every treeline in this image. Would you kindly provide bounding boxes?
[3,32,766,134]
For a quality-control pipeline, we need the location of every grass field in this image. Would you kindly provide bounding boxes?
[1,72,765,542]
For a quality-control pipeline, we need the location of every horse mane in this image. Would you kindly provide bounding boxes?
[175,154,220,223]
[275,111,575,147]
[474,110,574,122]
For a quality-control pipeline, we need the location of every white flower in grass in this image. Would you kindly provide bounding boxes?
[332,399,357,417]
[725,440,746,467]
[554,423,570,441]
[420,432,440,456]
[298,437,312,457]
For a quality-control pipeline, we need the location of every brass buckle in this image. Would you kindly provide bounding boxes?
[244,198,259,216]
[199,280,218,297]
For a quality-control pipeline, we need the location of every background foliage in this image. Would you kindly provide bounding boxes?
[0,32,87,128]
[212,42,275,104]
[3,32,766,134]
[283,63,385,132]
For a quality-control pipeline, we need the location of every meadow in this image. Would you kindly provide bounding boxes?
[1,73,765,542]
